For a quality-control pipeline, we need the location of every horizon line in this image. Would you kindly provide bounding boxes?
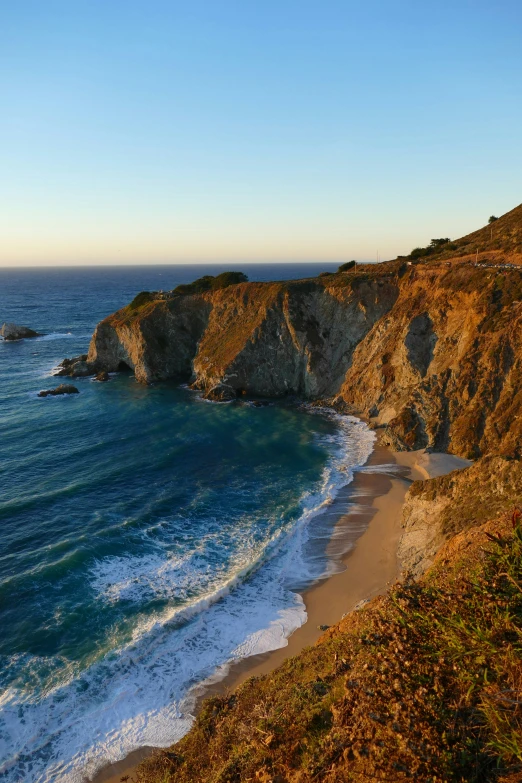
[0,259,381,270]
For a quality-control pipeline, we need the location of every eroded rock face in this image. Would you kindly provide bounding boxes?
[337,266,522,458]
[86,296,213,384]
[1,322,40,340]
[38,384,79,397]
[404,312,436,377]
[192,279,398,398]
[399,456,522,576]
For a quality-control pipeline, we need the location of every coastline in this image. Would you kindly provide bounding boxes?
[90,439,465,783]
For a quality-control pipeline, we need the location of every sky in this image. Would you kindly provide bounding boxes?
[1,1,521,266]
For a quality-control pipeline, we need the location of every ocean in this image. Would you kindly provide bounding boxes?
[0,264,375,783]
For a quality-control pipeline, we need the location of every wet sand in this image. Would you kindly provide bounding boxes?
[90,442,467,783]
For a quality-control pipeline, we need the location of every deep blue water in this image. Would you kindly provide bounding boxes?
[0,264,374,783]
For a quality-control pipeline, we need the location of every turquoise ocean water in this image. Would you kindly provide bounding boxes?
[0,264,374,782]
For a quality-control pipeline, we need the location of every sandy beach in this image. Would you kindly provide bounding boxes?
[90,439,468,783]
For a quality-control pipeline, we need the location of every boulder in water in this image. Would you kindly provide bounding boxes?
[203,383,237,402]
[94,370,110,382]
[55,355,94,377]
[1,322,40,340]
[38,384,80,397]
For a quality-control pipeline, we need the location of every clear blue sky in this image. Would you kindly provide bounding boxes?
[1,0,521,265]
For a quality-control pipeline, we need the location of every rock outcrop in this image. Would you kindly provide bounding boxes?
[202,383,237,402]
[87,295,213,383]
[54,355,93,377]
[1,322,40,340]
[399,455,522,576]
[38,384,79,397]
[336,263,522,458]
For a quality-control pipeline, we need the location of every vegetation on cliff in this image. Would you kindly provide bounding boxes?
[405,202,522,262]
[173,271,248,296]
[128,291,154,310]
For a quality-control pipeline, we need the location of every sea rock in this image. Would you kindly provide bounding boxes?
[94,370,110,382]
[203,383,237,402]
[1,322,40,340]
[55,355,95,377]
[38,384,79,397]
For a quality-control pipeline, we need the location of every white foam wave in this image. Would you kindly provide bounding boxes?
[358,462,402,474]
[35,332,74,341]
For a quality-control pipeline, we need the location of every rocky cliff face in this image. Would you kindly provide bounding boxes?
[338,264,522,458]
[78,258,522,459]
[192,278,398,397]
[87,295,212,384]
[398,455,522,576]
[85,276,399,396]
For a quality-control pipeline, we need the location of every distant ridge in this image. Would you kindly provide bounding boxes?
[452,202,522,255]
[414,202,522,263]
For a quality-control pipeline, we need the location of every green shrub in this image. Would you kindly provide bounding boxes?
[409,238,451,260]
[128,291,153,310]
[338,260,356,272]
[173,271,248,296]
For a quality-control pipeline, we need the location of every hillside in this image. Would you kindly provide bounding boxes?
[136,457,522,783]
[406,203,522,265]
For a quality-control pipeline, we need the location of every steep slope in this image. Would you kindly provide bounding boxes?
[191,278,398,398]
[403,202,522,265]
[441,202,522,259]
[337,264,522,458]
[399,456,522,576]
[87,293,212,384]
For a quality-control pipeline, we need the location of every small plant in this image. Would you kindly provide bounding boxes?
[338,260,357,272]
[489,215,499,224]
[409,238,452,260]
[173,271,248,296]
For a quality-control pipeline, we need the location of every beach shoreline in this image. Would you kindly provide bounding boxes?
[90,439,467,783]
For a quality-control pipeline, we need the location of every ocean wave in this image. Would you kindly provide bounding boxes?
[0,410,375,783]
[35,332,75,341]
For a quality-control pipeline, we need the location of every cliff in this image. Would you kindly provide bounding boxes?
[75,254,522,459]
[338,263,522,458]
[399,455,522,576]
